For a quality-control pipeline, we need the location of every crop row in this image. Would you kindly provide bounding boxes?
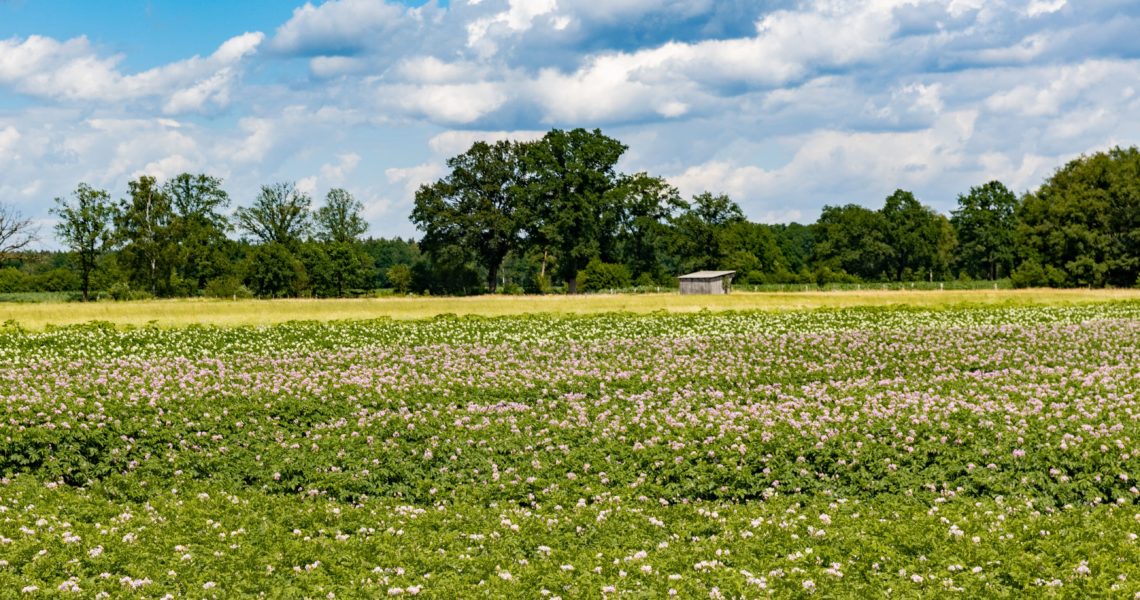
[1,304,1139,596]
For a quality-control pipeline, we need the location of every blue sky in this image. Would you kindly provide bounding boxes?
[2,0,1139,243]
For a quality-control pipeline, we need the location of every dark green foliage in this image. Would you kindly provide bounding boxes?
[952,180,1018,280]
[812,204,890,280]
[33,137,1140,298]
[668,192,746,273]
[315,188,368,243]
[522,129,628,293]
[0,267,30,292]
[578,259,632,292]
[1016,147,1140,287]
[245,242,307,297]
[299,241,374,297]
[412,140,527,292]
[51,183,115,301]
[234,182,312,247]
[881,189,951,281]
[114,175,178,296]
[203,275,253,299]
[386,263,412,294]
[602,172,685,283]
[165,173,231,294]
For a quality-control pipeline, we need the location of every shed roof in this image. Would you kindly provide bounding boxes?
[678,270,736,279]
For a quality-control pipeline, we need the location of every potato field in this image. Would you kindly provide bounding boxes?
[3,304,1140,597]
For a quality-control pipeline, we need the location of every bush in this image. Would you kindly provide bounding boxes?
[0,267,31,293]
[203,276,254,299]
[386,264,412,295]
[578,259,631,292]
[634,273,657,288]
[31,268,80,292]
[107,282,153,301]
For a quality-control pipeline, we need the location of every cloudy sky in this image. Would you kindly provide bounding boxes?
[2,0,1138,243]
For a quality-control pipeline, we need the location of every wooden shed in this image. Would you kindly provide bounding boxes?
[678,270,736,295]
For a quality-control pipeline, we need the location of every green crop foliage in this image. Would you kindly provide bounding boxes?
[1,304,1139,597]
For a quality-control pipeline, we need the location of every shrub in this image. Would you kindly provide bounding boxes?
[578,259,631,292]
[386,264,412,295]
[0,267,31,293]
[1011,260,1047,288]
[203,276,254,299]
[107,282,153,301]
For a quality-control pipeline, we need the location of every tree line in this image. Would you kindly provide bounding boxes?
[2,131,1139,299]
[411,131,1140,292]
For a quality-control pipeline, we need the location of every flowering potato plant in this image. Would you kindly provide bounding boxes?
[1,303,1139,597]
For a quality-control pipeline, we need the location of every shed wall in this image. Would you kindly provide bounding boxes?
[680,278,728,295]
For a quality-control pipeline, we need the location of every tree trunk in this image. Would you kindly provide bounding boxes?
[567,276,577,294]
[81,260,91,302]
[486,262,499,293]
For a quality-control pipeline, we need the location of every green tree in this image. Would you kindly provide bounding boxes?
[386,263,412,294]
[880,189,943,281]
[114,175,177,296]
[412,140,527,292]
[234,182,312,247]
[165,173,231,294]
[523,129,627,293]
[360,237,419,288]
[812,204,891,280]
[52,183,115,301]
[300,241,374,297]
[669,192,747,273]
[245,242,306,297]
[1016,147,1140,287]
[720,221,785,282]
[768,223,814,276]
[951,181,1018,280]
[603,173,686,282]
[315,188,368,243]
[578,258,631,292]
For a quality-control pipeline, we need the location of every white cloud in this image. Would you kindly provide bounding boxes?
[395,56,488,84]
[0,32,263,113]
[222,118,276,164]
[985,60,1122,117]
[320,153,362,182]
[1026,0,1067,18]
[390,82,509,123]
[0,126,20,161]
[386,162,447,197]
[296,176,319,196]
[271,0,407,54]
[668,110,979,218]
[467,0,559,57]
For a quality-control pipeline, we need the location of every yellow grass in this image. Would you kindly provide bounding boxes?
[2,288,1140,330]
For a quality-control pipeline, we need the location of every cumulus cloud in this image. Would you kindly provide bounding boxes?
[5,0,1140,239]
[0,32,263,113]
[270,0,409,55]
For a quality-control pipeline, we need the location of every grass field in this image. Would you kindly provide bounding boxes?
[3,287,1140,329]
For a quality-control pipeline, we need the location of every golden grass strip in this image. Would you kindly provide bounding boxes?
[2,288,1140,330]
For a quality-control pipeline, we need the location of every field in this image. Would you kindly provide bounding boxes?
[3,287,1140,330]
[2,295,1140,597]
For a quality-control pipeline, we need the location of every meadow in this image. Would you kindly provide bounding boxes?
[2,296,1140,597]
[3,287,1140,330]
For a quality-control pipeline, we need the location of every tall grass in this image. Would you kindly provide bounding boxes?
[2,288,1139,330]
